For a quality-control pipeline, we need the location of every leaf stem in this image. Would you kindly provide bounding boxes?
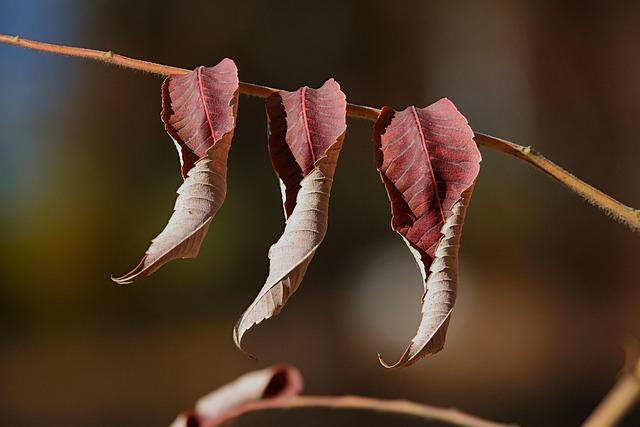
[0,34,637,233]
[197,394,516,427]
[582,358,640,427]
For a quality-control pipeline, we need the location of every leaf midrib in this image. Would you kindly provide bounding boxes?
[299,86,316,166]
[197,66,218,143]
[410,106,446,225]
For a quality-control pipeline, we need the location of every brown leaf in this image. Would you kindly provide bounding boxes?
[373,99,481,367]
[170,365,303,427]
[112,60,238,284]
[233,79,347,350]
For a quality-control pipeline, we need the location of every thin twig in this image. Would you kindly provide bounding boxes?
[582,358,640,427]
[474,133,639,233]
[196,394,516,427]
[0,34,638,233]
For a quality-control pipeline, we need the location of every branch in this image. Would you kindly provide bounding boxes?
[582,357,640,427]
[174,365,515,427]
[1,34,637,233]
[474,133,639,233]
[194,395,515,427]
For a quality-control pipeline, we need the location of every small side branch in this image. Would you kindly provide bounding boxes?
[474,133,639,232]
[582,358,640,427]
[197,395,516,427]
[0,34,637,233]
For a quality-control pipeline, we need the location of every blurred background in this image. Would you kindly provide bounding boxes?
[1,1,639,426]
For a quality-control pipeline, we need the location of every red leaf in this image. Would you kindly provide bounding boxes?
[162,59,238,177]
[233,79,347,350]
[267,78,347,217]
[374,98,481,367]
[112,60,238,284]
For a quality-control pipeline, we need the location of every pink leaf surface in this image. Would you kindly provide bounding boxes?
[374,99,481,367]
[233,79,347,350]
[163,59,239,178]
[112,59,238,284]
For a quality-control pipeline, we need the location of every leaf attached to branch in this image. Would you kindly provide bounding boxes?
[233,79,347,350]
[112,59,239,284]
[373,99,481,368]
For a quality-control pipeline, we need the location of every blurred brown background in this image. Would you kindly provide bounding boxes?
[1,1,639,426]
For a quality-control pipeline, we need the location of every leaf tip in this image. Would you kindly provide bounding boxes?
[232,323,243,349]
[320,77,342,93]
[376,347,419,369]
[218,57,237,68]
[110,255,151,285]
[110,274,138,285]
[232,322,258,360]
[377,352,399,369]
[110,275,131,285]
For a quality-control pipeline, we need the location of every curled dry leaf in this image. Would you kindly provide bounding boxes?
[373,99,481,368]
[112,59,239,284]
[233,79,347,350]
[170,364,303,427]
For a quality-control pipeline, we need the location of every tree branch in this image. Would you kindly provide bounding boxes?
[582,357,640,427]
[1,34,637,233]
[194,394,516,427]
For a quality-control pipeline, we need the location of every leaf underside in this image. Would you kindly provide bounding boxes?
[112,59,239,284]
[233,79,347,350]
[374,99,481,368]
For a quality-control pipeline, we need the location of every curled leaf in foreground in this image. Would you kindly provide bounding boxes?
[234,79,347,350]
[373,99,481,368]
[112,59,239,284]
[170,364,303,427]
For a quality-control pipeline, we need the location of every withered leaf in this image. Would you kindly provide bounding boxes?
[170,364,303,427]
[112,59,238,284]
[233,79,347,349]
[373,99,481,368]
